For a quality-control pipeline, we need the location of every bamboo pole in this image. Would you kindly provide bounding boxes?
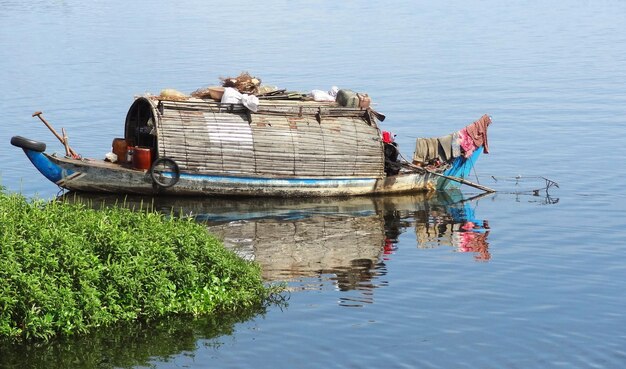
[403,161,495,193]
[61,128,71,157]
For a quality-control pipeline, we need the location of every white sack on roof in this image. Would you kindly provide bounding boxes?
[221,87,259,112]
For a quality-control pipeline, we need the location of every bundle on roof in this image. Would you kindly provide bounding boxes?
[220,72,261,94]
[190,87,212,99]
[159,89,188,101]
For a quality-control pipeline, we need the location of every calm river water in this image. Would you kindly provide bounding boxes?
[2,0,626,368]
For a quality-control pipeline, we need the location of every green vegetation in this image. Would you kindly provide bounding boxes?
[0,189,278,341]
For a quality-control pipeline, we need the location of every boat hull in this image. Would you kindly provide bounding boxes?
[15,148,481,197]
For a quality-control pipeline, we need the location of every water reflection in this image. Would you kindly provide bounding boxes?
[62,190,491,300]
[0,311,260,369]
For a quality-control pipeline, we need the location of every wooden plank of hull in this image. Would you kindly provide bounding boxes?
[47,155,439,197]
[49,156,156,195]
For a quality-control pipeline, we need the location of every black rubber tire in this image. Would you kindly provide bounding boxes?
[150,157,180,189]
[10,136,46,152]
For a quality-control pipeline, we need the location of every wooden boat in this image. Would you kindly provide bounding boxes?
[11,92,491,197]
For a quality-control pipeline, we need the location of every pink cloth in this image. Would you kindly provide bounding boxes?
[457,114,492,158]
[458,128,475,158]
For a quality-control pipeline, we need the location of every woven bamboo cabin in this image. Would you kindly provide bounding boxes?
[127,96,384,181]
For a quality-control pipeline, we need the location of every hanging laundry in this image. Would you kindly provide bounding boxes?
[413,137,439,163]
[465,114,492,153]
[437,134,454,161]
[452,131,461,158]
[456,114,492,158]
[413,134,458,163]
[458,128,475,158]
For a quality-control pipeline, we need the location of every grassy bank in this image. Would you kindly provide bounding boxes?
[0,189,276,341]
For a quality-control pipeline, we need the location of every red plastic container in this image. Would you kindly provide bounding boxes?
[382,131,394,144]
[132,146,152,170]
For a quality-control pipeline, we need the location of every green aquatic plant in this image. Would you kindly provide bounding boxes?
[0,190,279,341]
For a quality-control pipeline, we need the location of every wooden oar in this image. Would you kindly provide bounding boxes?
[32,111,80,158]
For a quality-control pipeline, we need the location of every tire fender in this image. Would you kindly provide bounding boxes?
[10,136,46,152]
[150,157,180,188]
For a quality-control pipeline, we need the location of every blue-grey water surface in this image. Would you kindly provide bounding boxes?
[2,0,626,368]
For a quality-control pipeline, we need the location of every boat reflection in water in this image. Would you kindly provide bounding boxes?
[62,190,490,305]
